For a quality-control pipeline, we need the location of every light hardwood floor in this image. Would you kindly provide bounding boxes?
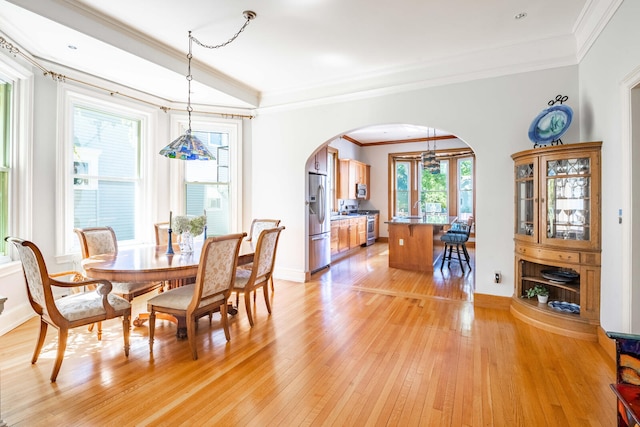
[0,243,616,426]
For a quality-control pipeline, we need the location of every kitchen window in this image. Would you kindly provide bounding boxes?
[390,149,474,220]
[457,157,474,221]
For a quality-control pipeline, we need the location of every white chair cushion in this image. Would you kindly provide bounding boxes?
[147,284,225,311]
[234,268,267,290]
[111,281,158,295]
[55,291,130,322]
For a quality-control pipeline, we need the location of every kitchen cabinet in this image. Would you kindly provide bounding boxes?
[308,146,328,174]
[510,141,602,340]
[338,159,369,200]
[356,217,366,246]
[330,221,339,256]
[336,219,350,254]
[348,218,359,249]
[331,216,367,257]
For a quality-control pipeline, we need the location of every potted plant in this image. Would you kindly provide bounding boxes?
[525,284,549,304]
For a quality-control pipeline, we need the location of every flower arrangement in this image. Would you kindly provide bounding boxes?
[173,215,206,236]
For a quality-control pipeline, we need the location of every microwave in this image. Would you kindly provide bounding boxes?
[356,183,367,199]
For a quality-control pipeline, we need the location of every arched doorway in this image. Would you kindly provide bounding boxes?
[305,123,476,282]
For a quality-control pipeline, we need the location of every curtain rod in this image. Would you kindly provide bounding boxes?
[0,35,254,120]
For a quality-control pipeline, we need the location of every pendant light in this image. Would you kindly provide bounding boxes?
[159,11,256,160]
[421,128,440,174]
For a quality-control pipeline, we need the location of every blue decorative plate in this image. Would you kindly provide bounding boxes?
[528,104,573,145]
[548,300,580,314]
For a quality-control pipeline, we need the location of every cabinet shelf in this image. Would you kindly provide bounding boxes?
[551,222,590,228]
[517,296,581,317]
[521,276,580,293]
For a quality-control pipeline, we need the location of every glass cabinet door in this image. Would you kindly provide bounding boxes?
[542,154,595,248]
[514,158,538,242]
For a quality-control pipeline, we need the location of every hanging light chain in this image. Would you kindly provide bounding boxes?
[190,11,256,50]
[186,32,194,131]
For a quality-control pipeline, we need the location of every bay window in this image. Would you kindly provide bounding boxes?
[0,79,10,256]
[174,118,242,236]
[61,89,153,253]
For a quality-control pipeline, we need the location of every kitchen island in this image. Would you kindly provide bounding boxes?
[385,216,455,272]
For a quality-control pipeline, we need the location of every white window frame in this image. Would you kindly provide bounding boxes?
[0,52,33,269]
[167,114,242,233]
[457,156,474,221]
[57,85,156,257]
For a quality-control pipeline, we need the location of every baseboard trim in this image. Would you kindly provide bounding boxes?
[598,326,617,363]
[473,293,511,310]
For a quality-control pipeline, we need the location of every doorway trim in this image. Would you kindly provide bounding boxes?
[620,65,640,332]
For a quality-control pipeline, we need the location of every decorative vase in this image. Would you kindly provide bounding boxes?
[537,294,549,304]
[179,231,194,254]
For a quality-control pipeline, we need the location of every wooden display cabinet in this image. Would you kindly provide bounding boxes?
[510,142,602,340]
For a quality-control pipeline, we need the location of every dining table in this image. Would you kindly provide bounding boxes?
[81,239,255,336]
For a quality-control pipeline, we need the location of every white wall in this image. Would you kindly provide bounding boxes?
[253,65,580,296]
[578,0,640,332]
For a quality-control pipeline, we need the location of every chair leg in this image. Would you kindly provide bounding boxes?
[244,291,255,327]
[51,328,69,382]
[455,244,465,273]
[148,311,156,353]
[220,303,231,341]
[97,321,103,340]
[187,315,198,360]
[262,282,272,314]
[122,313,131,357]
[440,243,448,271]
[32,319,48,364]
[462,243,471,269]
[270,276,275,293]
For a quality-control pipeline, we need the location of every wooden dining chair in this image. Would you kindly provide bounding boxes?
[5,236,131,382]
[146,233,246,360]
[244,218,281,293]
[154,222,169,246]
[75,226,165,301]
[247,219,281,242]
[233,226,285,327]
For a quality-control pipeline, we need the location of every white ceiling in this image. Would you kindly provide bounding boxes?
[0,0,618,142]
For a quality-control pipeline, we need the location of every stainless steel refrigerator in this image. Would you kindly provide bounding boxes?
[309,172,330,272]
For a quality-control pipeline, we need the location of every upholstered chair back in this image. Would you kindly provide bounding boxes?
[75,226,118,258]
[196,235,245,307]
[11,239,50,314]
[248,219,281,242]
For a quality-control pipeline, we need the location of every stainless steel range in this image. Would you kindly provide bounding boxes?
[365,214,376,246]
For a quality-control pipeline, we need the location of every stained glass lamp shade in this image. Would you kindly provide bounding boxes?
[159,129,215,160]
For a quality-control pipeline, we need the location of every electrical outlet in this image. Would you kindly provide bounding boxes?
[399,239,404,246]
[494,271,501,283]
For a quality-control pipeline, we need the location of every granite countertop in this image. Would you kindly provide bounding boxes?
[386,215,455,225]
[331,213,365,220]
[330,210,379,221]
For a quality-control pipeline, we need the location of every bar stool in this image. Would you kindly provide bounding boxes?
[440,220,472,273]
